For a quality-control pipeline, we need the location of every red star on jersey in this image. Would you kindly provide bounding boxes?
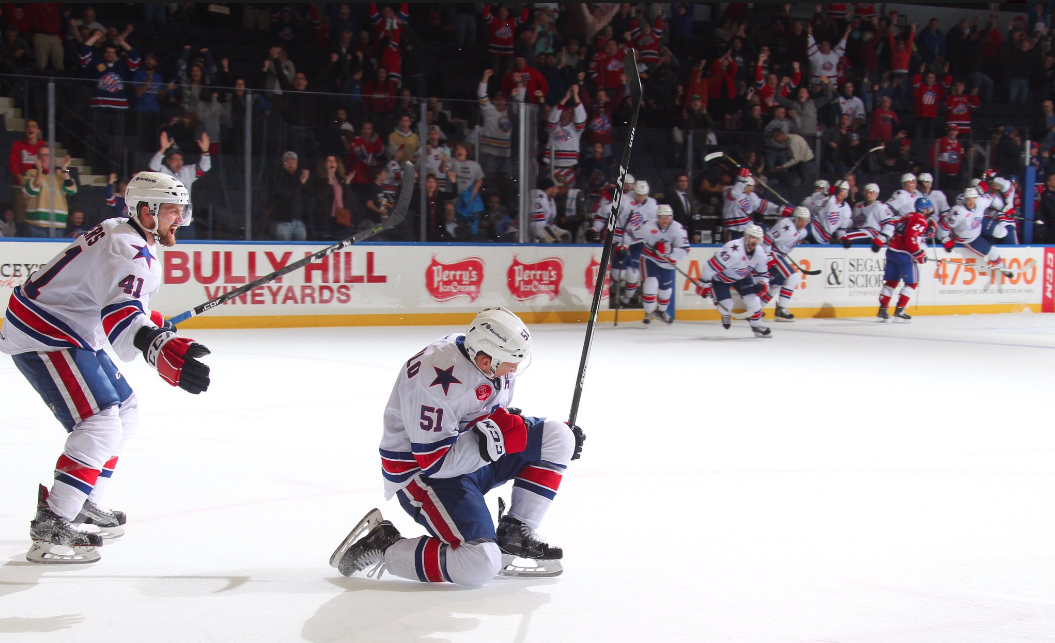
[130,244,155,268]
[429,365,461,395]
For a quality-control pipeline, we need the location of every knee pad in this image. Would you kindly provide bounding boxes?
[541,419,575,467]
[642,276,658,295]
[448,541,503,588]
[742,293,761,314]
[66,406,122,468]
[986,247,1002,263]
[784,272,802,291]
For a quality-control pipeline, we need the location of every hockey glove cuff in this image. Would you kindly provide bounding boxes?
[148,308,175,332]
[614,245,629,261]
[695,282,713,298]
[569,424,586,461]
[472,407,527,462]
[754,282,769,298]
[871,237,884,253]
[134,326,211,394]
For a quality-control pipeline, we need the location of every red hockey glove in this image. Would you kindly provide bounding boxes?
[913,250,927,264]
[614,245,629,261]
[134,327,211,394]
[871,237,885,253]
[695,282,713,298]
[473,407,527,462]
[780,205,794,217]
[754,281,769,298]
[943,237,956,252]
[738,167,751,179]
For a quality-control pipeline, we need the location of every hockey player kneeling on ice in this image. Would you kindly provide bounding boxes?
[694,224,773,338]
[330,307,585,585]
[762,207,811,321]
[938,188,1015,278]
[639,204,690,325]
[877,198,930,322]
[0,172,211,564]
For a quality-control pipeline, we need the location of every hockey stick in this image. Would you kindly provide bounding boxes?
[568,49,642,428]
[167,161,416,326]
[703,151,790,209]
[844,145,885,180]
[661,254,751,320]
[931,256,1036,275]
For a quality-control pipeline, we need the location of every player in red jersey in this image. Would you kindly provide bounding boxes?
[877,198,931,322]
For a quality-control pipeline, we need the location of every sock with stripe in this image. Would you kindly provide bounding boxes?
[510,419,574,530]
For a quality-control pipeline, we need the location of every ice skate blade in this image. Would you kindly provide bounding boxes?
[499,553,563,578]
[329,508,381,568]
[893,317,911,324]
[26,542,100,565]
[774,317,794,323]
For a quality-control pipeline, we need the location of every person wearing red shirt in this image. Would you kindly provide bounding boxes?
[8,119,42,235]
[502,56,549,104]
[868,95,898,142]
[346,121,384,189]
[26,3,63,71]
[755,53,800,115]
[630,9,664,68]
[368,3,408,84]
[364,67,398,131]
[588,38,626,92]
[482,4,529,83]
[930,124,964,191]
[580,80,626,154]
[912,68,949,140]
[943,80,980,134]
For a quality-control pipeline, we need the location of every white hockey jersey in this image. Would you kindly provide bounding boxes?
[701,239,770,286]
[545,102,586,168]
[764,218,808,256]
[530,189,558,237]
[591,186,626,233]
[810,196,852,243]
[801,191,829,217]
[418,143,451,191]
[614,196,657,246]
[722,183,781,232]
[0,218,163,362]
[639,220,690,268]
[853,200,896,234]
[477,81,517,157]
[886,188,923,217]
[379,333,516,499]
[920,189,950,217]
[939,203,985,244]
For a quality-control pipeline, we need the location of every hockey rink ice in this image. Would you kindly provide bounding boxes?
[1,312,1054,643]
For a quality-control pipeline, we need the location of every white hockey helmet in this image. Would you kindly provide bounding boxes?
[633,180,650,195]
[901,173,916,184]
[834,180,850,192]
[963,187,980,199]
[970,178,981,188]
[814,179,830,192]
[125,171,192,235]
[622,173,635,186]
[918,172,934,184]
[864,183,880,194]
[741,175,756,187]
[464,307,532,378]
[743,223,764,241]
[793,206,811,219]
[656,204,674,218]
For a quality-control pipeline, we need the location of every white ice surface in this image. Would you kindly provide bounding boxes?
[2,313,1055,643]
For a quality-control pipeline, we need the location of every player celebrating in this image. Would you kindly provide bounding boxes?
[611,180,657,307]
[591,173,634,241]
[801,179,830,217]
[762,207,811,321]
[877,198,931,322]
[886,173,923,217]
[981,171,1019,245]
[807,179,852,244]
[917,172,949,226]
[721,168,791,242]
[938,187,1015,278]
[329,307,585,585]
[694,224,773,338]
[639,204,690,325]
[0,172,211,564]
[841,183,895,248]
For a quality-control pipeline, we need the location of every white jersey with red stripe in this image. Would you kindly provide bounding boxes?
[939,202,985,244]
[614,196,657,245]
[763,217,808,256]
[545,102,586,168]
[0,217,162,362]
[886,188,923,217]
[722,183,780,232]
[530,189,557,236]
[811,196,852,242]
[985,178,1015,219]
[701,239,770,286]
[590,186,622,232]
[920,188,950,220]
[853,200,896,235]
[801,191,829,216]
[379,333,516,499]
[639,220,690,267]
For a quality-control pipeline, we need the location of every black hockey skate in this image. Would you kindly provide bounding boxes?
[651,310,674,324]
[774,306,794,322]
[330,508,403,579]
[74,499,126,540]
[27,485,102,564]
[876,307,890,322]
[893,307,912,322]
[721,314,731,330]
[751,325,772,338]
[641,314,651,325]
[495,498,563,577]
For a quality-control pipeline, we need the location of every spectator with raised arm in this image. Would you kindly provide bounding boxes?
[266,151,313,241]
[104,173,127,219]
[22,146,75,237]
[79,29,139,175]
[807,21,849,85]
[478,69,519,183]
[148,131,211,199]
[502,54,549,104]
[482,3,528,75]
[8,119,42,237]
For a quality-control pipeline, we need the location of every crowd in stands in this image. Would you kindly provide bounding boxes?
[0,3,1052,244]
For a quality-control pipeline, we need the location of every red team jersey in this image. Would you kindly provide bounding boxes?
[888,212,929,261]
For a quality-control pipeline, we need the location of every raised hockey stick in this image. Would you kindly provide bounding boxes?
[844,145,886,180]
[167,161,416,326]
[568,49,642,428]
[702,151,790,209]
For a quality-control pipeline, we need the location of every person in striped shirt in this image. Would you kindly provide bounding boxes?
[544,85,586,185]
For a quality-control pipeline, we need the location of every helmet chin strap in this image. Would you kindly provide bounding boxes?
[133,206,160,239]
